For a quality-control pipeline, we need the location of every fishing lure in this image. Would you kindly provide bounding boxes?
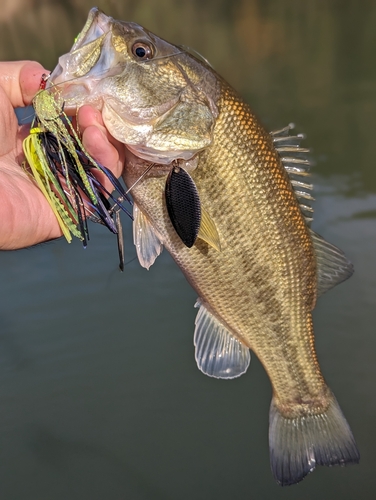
[165,165,202,248]
[22,75,132,268]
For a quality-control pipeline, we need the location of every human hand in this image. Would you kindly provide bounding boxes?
[0,61,126,250]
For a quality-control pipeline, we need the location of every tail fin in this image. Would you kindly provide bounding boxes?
[269,392,360,486]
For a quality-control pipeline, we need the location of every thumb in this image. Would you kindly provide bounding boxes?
[0,61,48,108]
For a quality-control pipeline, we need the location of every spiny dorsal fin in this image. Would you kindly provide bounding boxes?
[197,207,221,251]
[194,300,250,379]
[271,123,314,224]
[310,229,354,297]
[133,204,163,270]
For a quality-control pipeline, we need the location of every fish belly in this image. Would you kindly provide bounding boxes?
[128,82,326,410]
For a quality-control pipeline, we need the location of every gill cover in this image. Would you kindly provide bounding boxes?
[48,8,219,164]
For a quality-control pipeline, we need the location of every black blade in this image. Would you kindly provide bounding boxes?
[115,209,125,272]
[165,166,201,248]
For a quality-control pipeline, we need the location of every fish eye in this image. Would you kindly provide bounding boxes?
[132,41,154,60]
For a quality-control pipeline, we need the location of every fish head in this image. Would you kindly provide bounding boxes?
[47,7,220,163]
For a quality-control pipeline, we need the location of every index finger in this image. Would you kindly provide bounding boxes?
[0,61,48,108]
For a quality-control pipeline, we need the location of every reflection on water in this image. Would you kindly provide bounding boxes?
[0,1,375,499]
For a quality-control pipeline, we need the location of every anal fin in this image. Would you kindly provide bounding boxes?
[133,204,163,270]
[194,300,250,379]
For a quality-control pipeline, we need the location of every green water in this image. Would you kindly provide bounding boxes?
[0,1,375,499]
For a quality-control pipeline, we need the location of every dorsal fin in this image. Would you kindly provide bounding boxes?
[310,229,354,297]
[133,204,163,270]
[194,300,250,379]
[271,123,314,225]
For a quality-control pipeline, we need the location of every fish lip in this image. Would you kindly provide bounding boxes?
[70,8,112,52]
[59,83,89,100]
[48,8,117,106]
[49,8,113,84]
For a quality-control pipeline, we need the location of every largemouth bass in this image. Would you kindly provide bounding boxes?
[42,8,359,485]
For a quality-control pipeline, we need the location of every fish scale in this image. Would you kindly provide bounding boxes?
[127,81,324,407]
[47,8,359,485]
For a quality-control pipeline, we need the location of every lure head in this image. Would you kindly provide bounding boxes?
[47,7,220,164]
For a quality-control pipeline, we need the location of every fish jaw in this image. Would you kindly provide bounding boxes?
[47,9,122,111]
[45,7,219,162]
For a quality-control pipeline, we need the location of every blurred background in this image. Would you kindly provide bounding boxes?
[0,0,375,498]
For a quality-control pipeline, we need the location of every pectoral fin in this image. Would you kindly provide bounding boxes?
[133,204,163,270]
[194,300,250,379]
[197,207,221,251]
[310,229,354,297]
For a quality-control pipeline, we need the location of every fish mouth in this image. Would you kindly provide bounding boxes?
[47,8,120,109]
[69,8,113,53]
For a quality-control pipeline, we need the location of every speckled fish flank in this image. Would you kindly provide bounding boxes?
[46,8,359,485]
